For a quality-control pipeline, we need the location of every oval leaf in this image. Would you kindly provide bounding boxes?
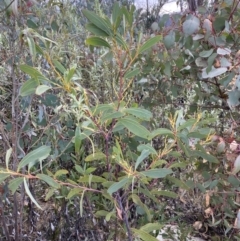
[123,108,152,121]
[36,85,51,95]
[118,117,150,139]
[183,15,200,35]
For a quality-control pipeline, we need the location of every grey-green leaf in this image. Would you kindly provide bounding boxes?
[17,145,51,171]
[107,177,131,195]
[139,35,162,54]
[141,168,172,178]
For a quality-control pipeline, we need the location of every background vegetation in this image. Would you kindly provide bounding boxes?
[1,0,240,240]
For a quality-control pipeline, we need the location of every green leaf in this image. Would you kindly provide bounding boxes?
[17,145,51,171]
[227,90,240,109]
[213,17,225,32]
[85,152,106,162]
[141,168,172,178]
[132,228,159,241]
[92,103,114,115]
[37,174,60,189]
[112,2,122,23]
[0,173,10,183]
[140,223,163,233]
[182,15,200,35]
[163,31,175,49]
[152,190,178,198]
[131,194,151,221]
[5,147,12,170]
[27,37,36,62]
[80,190,85,217]
[177,119,196,131]
[35,85,51,95]
[20,64,43,79]
[54,169,68,178]
[75,126,82,155]
[20,78,39,96]
[107,177,131,195]
[78,175,106,183]
[115,33,128,50]
[53,59,66,74]
[86,37,111,48]
[139,35,161,54]
[24,177,42,210]
[199,49,214,58]
[169,162,188,169]
[8,177,24,194]
[191,150,219,163]
[150,128,174,139]
[86,23,110,37]
[137,144,157,155]
[135,149,150,170]
[82,10,111,36]
[118,117,150,139]
[167,176,190,190]
[124,68,140,79]
[123,108,152,121]
[95,210,109,217]
[67,187,82,199]
[101,111,124,123]
[75,165,84,174]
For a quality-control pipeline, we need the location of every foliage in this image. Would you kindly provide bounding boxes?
[1,0,240,240]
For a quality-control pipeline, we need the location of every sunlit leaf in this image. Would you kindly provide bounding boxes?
[85,152,106,162]
[5,148,12,170]
[54,169,68,178]
[36,85,51,95]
